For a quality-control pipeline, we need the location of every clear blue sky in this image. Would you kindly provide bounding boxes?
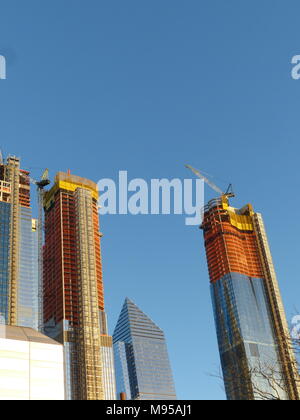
[1,0,300,400]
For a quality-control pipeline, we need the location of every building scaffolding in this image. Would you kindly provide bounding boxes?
[6,157,21,326]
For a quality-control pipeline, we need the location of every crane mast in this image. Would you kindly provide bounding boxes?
[35,170,50,332]
[23,169,50,332]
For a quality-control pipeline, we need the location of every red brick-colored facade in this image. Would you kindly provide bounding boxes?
[43,187,104,326]
[19,170,30,208]
[0,165,30,208]
[202,205,264,284]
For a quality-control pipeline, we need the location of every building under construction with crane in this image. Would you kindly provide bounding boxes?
[186,165,300,400]
[43,171,116,400]
[0,155,39,329]
[0,156,116,399]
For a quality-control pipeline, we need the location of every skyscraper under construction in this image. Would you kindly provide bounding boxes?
[0,156,39,330]
[43,172,116,400]
[202,195,300,400]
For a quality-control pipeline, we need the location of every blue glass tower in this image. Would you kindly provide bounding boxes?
[0,156,39,329]
[202,196,300,400]
[0,201,10,322]
[17,216,39,330]
[113,298,176,400]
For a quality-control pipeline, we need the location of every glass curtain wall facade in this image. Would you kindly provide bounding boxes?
[17,211,39,330]
[113,298,176,400]
[0,157,38,329]
[0,201,10,323]
[202,196,300,400]
[43,172,116,400]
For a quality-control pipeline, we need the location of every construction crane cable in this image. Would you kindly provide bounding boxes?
[185,164,224,195]
[185,164,235,198]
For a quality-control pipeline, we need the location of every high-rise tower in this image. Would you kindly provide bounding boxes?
[202,195,300,400]
[113,298,176,400]
[43,172,116,400]
[0,156,39,330]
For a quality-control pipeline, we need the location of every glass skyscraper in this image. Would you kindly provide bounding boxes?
[0,156,39,330]
[113,298,176,400]
[202,195,300,400]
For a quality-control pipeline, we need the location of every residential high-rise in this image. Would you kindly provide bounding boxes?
[202,195,300,400]
[43,171,116,400]
[0,156,39,330]
[113,298,176,400]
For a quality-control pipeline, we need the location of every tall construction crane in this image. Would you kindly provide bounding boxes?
[185,164,235,198]
[33,169,50,333]
[21,169,50,332]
